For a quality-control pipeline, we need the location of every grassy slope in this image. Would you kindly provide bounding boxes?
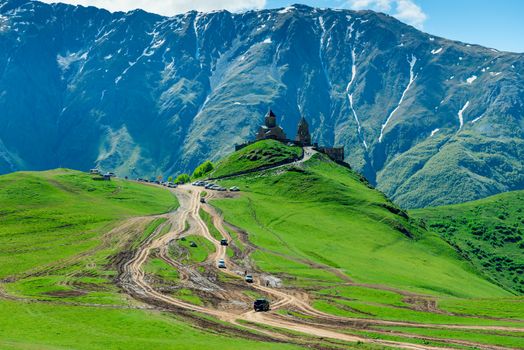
[214,155,506,298]
[0,169,298,350]
[0,169,177,279]
[411,190,524,294]
[210,139,302,178]
[0,300,298,350]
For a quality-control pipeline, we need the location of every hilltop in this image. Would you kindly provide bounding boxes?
[0,0,523,207]
[209,139,303,178]
[211,141,508,298]
[412,190,524,294]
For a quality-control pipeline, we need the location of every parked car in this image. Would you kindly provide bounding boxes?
[229,186,240,192]
[189,241,197,247]
[204,183,215,189]
[167,182,177,188]
[217,259,226,269]
[107,172,116,177]
[220,239,228,246]
[89,169,100,175]
[253,299,270,312]
[245,274,254,283]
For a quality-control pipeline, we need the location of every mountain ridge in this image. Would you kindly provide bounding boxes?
[0,0,522,208]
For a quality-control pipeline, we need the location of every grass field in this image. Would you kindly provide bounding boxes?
[214,155,507,299]
[210,139,302,178]
[0,300,300,350]
[411,191,524,294]
[210,152,524,347]
[172,234,216,264]
[2,150,523,349]
[0,169,301,349]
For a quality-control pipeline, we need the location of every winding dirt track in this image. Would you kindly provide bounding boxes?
[115,181,524,350]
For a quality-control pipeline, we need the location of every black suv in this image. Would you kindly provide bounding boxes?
[253,299,270,312]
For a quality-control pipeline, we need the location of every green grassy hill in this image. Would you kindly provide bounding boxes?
[1,150,523,349]
[209,147,524,347]
[214,154,508,298]
[0,169,298,350]
[412,191,524,294]
[0,169,177,280]
[209,140,302,178]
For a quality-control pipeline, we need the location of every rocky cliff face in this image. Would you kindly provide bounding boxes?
[0,0,523,207]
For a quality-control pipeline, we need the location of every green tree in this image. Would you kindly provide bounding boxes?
[175,173,191,184]
[192,160,214,179]
[168,176,173,183]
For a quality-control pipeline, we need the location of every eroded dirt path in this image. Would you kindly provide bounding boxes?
[114,184,524,350]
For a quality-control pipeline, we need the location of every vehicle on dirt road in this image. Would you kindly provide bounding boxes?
[254,298,270,312]
[200,197,206,204]
[220,239,228,246]
[217,259,226,269]
[245,274,254,283]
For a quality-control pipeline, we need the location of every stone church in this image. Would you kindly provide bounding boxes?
[256,109,287,141]
[237,108,345,163]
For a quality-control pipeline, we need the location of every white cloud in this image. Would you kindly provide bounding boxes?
[346,0,427,29]
[39,0,267,16]
[394,0,426,29]
[347,0,392,12]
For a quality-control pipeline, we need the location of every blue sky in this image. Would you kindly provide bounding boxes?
[40,0,524,53]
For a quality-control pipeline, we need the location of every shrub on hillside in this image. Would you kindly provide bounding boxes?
[175,174,191,184]
[192,161,214,179]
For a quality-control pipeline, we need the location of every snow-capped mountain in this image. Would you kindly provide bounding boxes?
[0,0,522,207]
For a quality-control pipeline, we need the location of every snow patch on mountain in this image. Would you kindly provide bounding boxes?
[458,101,470,130]
[278,6,294,14]
[193,14,201,60]
[318,16,331,89]
[262,37,272,44]
[466,75,477,84]
[431,47,443,55]
[345,48,367,149]
[430,128,440,137]
[0,15,10,32]
[471,115,484,124]
[56,51,88,72]
[379,54,417,143]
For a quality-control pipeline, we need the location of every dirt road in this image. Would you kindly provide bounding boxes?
[115,181,524,350]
